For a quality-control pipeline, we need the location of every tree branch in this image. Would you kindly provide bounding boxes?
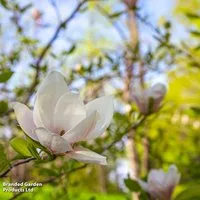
[102,116,146,152]
[0,157,36,178]
[24,0,88,104]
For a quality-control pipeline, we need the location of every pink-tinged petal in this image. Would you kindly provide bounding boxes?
[54,92,86,133]
[33,71,69,131]
[85,96,114,140]
[148,169,166,185]
[165,165,180,188]
[62,111,98,143]
[133,88,149,114]
[148,83,167,99]
[147,83,167,112]
[68,146,107,165]
[145,165,180,200]
[13,102,38,141]
[35,128,72,154]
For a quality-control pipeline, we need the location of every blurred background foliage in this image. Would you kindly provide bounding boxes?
[0,0,200,199]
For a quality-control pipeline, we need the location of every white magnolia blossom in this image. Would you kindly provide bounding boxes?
[133,83,167,115]
[13,71,114,165]
[138,165,180,200]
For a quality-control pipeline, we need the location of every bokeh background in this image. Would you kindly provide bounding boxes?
[0,0,200,199]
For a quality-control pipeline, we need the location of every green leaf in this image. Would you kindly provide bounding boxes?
[20,3,32,13]
[0,101,8,115]
[109,11,125,19]
[164,21,171,29]
[124,178,141,192]
[190,31,200,37]
[0,69,13,83]
[0,143,10,173]
[10,137,32,157]
[27,144,41,160]
[139,191,149,200]
[191,106,200,115]
[26,136,53,160]
[39,168,58,176]
[174,185,200,200]
[148,97,154,115]
[0,0,8,9]
[186,13,200,19]
[67,45,76,54]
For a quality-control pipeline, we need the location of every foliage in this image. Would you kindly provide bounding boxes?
[0,0,199,199]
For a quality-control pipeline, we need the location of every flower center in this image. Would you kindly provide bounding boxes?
[59,130,65,136]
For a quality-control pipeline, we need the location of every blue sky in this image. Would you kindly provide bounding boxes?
[2,0,188,90]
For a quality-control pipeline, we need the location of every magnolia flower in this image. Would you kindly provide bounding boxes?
[133,83,167,115]
[13,71,114,165]
[138,165,180,200]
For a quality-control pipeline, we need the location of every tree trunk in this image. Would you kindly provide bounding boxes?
[141,137,149,176]
[124,3,140,200]
[98,165,108,193]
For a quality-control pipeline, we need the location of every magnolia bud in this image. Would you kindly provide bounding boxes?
[133,83,167,115]
[138,165,180,200]
[123,0,137,9]
[31,8,42,22]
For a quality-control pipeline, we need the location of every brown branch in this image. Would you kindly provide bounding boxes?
[0,157,36,178]
[24,0,88,104]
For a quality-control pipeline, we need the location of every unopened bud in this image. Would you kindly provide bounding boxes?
[138,165,180,200]
[32,8,42,22]
[133,83,167,115]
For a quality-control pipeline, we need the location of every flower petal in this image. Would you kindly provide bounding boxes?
[62,111,98,143]
[85,96,114,140]
[33,71,69,131]
[35,128,72,154]
[148,169,166,185]
[138,179,148,192]
[148,83,167,99]
[165,165,180,188]
[68,146,107,165]
[133,88,149,114]
[13,102,38,141]
[54,92,86,133]
[148,83,167,112]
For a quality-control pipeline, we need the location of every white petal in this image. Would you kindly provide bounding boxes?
[35,128,72,154]
[62,111,98,143]
[33,71,69,131]
[148,83,167,99]
[33,98,44,128]
[54,92,86,133]
[85,96,114,140]
[68,146,107,165]
[138,179,148,192]
[148,169,166,186]
[13,102,38,141]
[165,165,180,187]
[133,88,149,114]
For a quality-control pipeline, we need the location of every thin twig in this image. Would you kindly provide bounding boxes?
[25,0,88,104]
[9,164,88,200]
[0,158,36,178]
[102,116,146,152]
